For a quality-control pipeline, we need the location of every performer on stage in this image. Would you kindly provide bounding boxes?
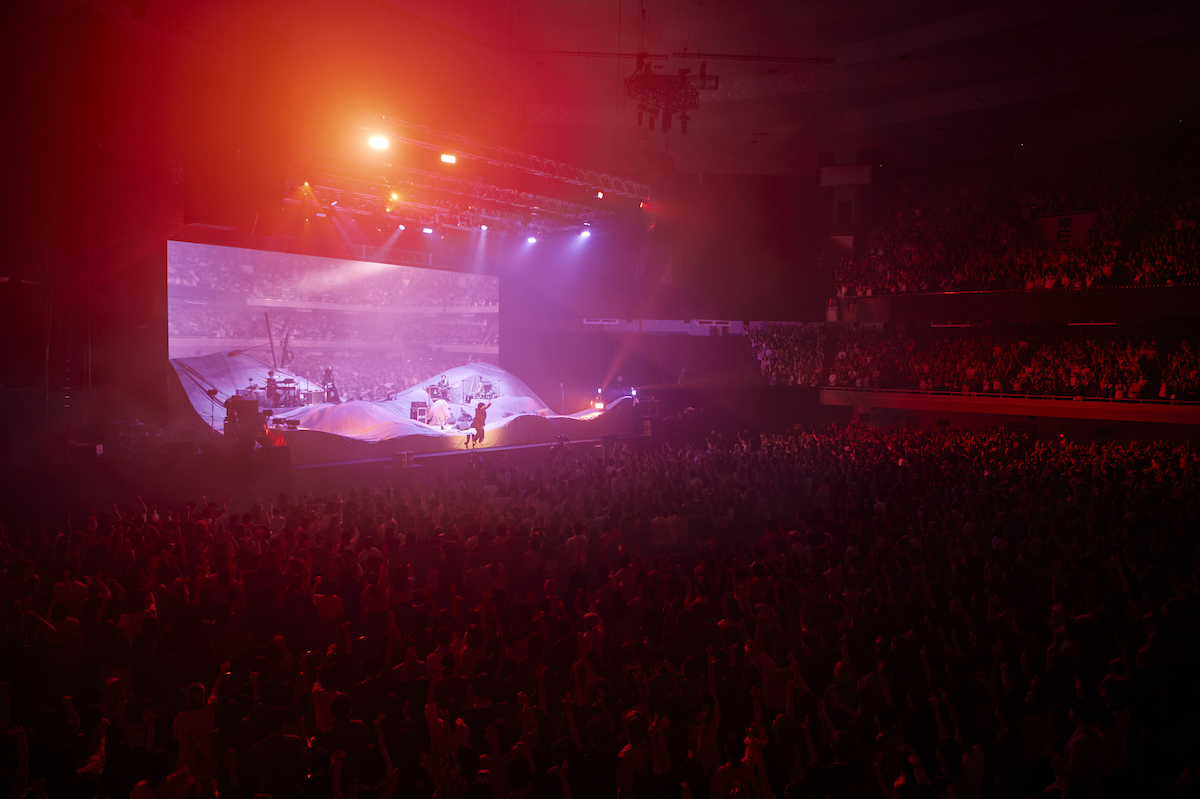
[265,371,280,408]
[428,398,452,428]
[322,366,341,404]
[469,401,491,448]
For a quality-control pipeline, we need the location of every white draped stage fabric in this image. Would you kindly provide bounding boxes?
[170,355,635,463]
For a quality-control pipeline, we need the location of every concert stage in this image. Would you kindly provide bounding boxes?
[171,355,636,466]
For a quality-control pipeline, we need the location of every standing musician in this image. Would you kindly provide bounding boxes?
[469,401,491,448]
[322,366,341,404]
[265,371,280,408]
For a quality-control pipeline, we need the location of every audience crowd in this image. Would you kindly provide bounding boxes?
[2,423,1198,799]
[835,136,1200,295]
[749,323,1200,401]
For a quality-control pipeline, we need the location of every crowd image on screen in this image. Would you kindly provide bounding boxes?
[2,422,1199,799]
[167,244,500,403]
[167,305,499,350]
[749,322,1200,400]
[167,245,499,309]
[834,136,1200,296]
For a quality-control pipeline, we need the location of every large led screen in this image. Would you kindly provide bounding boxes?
[167,241,499,402]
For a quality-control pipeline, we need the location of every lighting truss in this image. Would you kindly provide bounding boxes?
[368,115,650,199]
[624,55,719,134]
[292,146,614,233]
[290,178,584,236]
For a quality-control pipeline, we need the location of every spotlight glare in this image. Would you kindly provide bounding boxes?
[631,389,637,396]
[422,227,434,234]
[596,191,604,199]
[304,181,309,187]
[440,153,457,164]
[369,135,389,149]
[480,224,488,231]
[390,192,398,200]
[398,224,405,231]
[527,236,537,244]
[580,229,591,237]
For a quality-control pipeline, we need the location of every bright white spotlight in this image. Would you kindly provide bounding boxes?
[369,135,389,149]
[480,225,488,231]
[580,229,591,237]
[423,227,434,234]
[398,225,405,231]
[597,388,602,394]
[631,389,637,396]
[440,154,457,164]
[596,191,604,199]
[527,236,537,244]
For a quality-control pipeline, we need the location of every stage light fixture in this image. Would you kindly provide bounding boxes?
[369,135,389,149]
[423,227,434,234]
[480,225,488,231]
[580,230,591,237]
[440,154,457,164]
[398,224,406,231]
[527,236,537,244]
[304,181,310,187]
[631,389,637,396]
[596,191,604,199]
[390,192,398,200]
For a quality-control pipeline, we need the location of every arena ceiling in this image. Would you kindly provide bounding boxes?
[75,0,1200,178]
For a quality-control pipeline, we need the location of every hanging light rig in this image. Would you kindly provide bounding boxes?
[625,54,718,135]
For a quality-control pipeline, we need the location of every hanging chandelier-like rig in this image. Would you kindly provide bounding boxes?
[624,53,718,135]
